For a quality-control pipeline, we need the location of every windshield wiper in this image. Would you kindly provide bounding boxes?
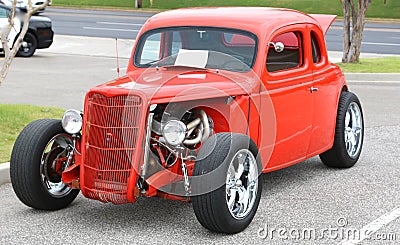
[143,60,161,66]
[161,65,209,71]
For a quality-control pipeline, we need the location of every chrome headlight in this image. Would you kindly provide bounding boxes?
[61,109,82,134]
[162,120,186,146]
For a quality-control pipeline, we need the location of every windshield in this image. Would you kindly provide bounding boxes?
[134,27,258,72]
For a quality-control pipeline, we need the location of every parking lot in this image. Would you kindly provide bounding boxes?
[0,7,399,244]
[0,34,399,244]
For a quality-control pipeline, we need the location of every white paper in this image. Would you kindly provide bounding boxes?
[174,49,209,68]
[177,74,207,79]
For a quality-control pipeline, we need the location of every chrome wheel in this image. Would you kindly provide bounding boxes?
[40,134,73,198]
[226,149,258,220]
[344,102,363,158]
[21,41,32,53]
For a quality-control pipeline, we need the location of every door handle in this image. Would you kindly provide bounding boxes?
[310,86,319,93]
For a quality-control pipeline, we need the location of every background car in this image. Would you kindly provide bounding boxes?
[0,4,53,57]
[1,0,50,13]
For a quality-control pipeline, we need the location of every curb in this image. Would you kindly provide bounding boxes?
[347,80,400,86]
[335,17,400,24]
[344,73,400,83]
[0,162,10,186]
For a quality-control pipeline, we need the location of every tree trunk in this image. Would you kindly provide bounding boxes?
[341,0,371,63]
[342,0,351,63]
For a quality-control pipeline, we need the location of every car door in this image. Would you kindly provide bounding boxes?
[0,6,21,48]
[260,26,314,170]
[307,25,342,156]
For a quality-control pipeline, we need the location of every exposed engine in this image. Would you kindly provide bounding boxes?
[141,103,213,179]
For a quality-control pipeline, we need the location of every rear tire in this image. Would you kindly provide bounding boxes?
[320,91,364,168]
[10,119,79,210]
[17,32,37,57]
[192,133,262,234]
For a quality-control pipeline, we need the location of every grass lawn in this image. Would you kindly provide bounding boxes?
[0,105,64,163]
[336,57,400,73]
[53,0,135,8]
[53,0,400,19]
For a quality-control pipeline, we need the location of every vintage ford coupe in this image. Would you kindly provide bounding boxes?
[11,7,364,234]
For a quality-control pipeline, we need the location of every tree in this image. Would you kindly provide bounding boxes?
[135,0,143,8]
[340,0,371,63]
[0,0,50,86]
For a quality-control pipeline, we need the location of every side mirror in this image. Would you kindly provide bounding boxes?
[268,42,285,53]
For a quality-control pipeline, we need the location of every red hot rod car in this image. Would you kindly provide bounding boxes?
[11,7,364,234]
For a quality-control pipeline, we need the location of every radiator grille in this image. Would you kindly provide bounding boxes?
[83,93,143,204]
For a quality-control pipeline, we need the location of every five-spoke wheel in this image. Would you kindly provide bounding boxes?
[226,149,259,220]
[10,119,79,210]
[344,102,363,158]
[40,134,75,198]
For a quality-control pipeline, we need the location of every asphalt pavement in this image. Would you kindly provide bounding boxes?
[0,123,399,244]
[0,7,399,245]
[0,35,399,244]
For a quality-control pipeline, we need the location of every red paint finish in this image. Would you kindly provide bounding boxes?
[80,93,147,204]
[73,7,347,203]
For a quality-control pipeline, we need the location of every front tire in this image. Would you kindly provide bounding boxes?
[10,119,79,210]
[320,91,364,168]
[192,133,263,234]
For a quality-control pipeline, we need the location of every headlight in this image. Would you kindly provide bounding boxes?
[62,109,82,134]
[162,120,186,146]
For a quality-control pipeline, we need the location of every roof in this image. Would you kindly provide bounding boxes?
[142,7,322,37]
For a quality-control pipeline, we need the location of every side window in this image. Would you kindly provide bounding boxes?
[267,31,303,73]
[311,32,321,63]
[0,8,9,18]
[140,32,161,65]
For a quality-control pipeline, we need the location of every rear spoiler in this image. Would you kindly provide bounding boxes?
[309,14,337,35]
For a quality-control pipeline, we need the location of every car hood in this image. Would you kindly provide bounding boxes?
[89,68,260,104]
